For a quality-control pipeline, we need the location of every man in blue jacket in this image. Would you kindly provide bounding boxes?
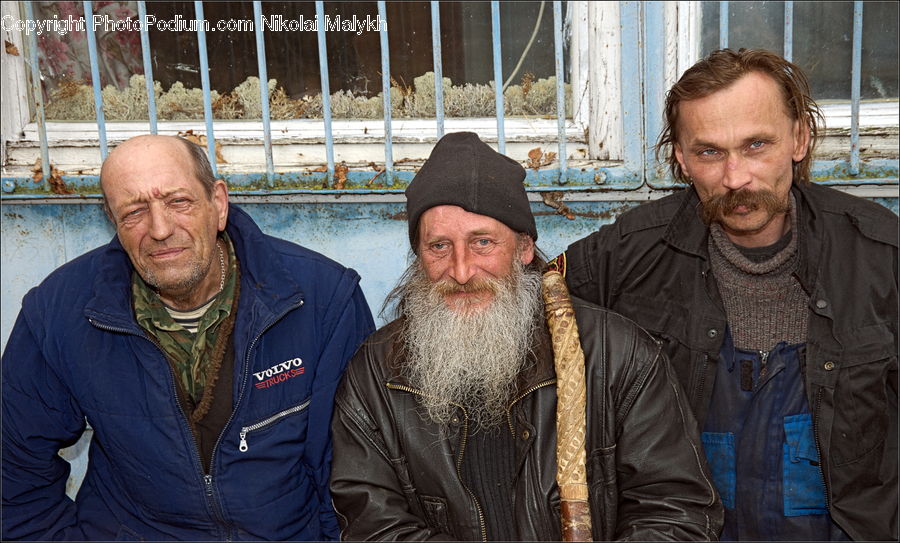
[1,135,375,540]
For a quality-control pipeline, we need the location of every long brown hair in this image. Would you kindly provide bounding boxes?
[657,48,824,184]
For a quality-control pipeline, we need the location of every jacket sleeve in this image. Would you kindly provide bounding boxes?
[330,347,456,541]
[1,308,88,541]
[305,276,375,541]
[612,336,723,541]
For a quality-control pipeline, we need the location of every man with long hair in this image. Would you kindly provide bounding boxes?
[557,49,898,540]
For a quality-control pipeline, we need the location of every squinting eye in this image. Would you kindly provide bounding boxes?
[430,242,447,251]
[749,140,765,149]
[476,239,491,246]
[699,149,718,156]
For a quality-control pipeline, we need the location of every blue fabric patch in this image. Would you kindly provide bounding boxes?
[783,414,827,516]
[701,431,736,510]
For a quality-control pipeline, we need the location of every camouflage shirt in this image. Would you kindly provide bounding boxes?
[133,232,238,404]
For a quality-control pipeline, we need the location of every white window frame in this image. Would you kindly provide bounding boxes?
[2,0,897,178]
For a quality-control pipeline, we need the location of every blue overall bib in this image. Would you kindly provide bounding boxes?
[701,328,850,540]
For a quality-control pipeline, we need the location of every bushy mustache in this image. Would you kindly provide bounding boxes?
[431,277,499,297]
[699,188,789,225]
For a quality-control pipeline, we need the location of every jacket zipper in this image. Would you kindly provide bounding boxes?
[385,383,488,542]
[198,297,304,540]
[758,350,770,381]
[239,398,311,452]
[505,378,556,539]
[505,379,556,437]
[89,319,232,538]
[695,353,710,419]
[811,387,831,511]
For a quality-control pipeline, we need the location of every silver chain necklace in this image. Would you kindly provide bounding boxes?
[217,240,226,292]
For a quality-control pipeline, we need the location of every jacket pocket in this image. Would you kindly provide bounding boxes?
[700,432,735,509]
[782,414,827,516]
[238,397,311,453]
[831,323,894,466]
[420,495,450,533]
[588,445,617,541]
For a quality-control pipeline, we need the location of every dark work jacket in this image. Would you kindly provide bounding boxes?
[330,298,724,541]
[562,182,899,541]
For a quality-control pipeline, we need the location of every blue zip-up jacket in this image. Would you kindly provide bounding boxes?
[1,205,375,541]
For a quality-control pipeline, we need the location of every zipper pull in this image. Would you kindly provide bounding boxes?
[239,428,249,452]
[759,350,769,380]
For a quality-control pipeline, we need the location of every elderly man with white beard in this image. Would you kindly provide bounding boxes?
[329,132,724,541]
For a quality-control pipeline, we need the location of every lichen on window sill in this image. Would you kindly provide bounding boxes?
[44,72,572,121]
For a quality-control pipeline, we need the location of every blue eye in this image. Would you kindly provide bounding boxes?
[123,207,145,220]
[749,140,765,149]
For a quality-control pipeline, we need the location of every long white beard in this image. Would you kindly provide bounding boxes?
[398,260,543,430]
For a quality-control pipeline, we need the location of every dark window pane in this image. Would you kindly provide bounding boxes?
[700,1,898,101]
[37,0,569,121]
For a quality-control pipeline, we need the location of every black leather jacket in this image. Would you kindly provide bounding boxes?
[563,182,899,541]
[330,298,723,541]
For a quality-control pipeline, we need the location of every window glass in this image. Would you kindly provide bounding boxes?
[34,1,569,121]
[700,1,899,101]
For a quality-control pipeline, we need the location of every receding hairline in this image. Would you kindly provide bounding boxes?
[100,136,195,191]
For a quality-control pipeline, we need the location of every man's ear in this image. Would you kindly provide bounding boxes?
[213,180,229,231]
[518,235,535,265]
[674,143,689,178]
[792,119,811,163]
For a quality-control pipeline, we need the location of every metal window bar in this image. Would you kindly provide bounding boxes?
[253,1,274,184]
[431,1,445,139]
[783,1,793,62]
[553,1,567,185]
[619,1,643,182]
[643,1,668,187]
[83,1,108,160]
[137,2,158,134]
[378,1,393,183]
[850,1,863,175]
[23,1,50,189]
[194,1,217,176]
[491,1,505,154]
[719,1,729,49]
[315,1,335,183]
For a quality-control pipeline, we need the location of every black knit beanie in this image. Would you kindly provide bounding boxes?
[405,132,537,248]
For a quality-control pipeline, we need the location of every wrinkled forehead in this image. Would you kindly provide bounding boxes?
[674,72,795,140]
[102,139,194,190]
